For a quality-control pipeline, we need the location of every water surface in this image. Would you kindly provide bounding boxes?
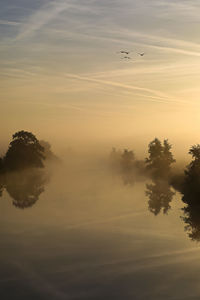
[1,161,200,300]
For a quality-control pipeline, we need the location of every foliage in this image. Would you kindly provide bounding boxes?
[181,205,200,241]
[180,145,200,241]
[185,145,200,180]
[0,157,3,173]
[0,175,4,197]
[181,144,200,205]
[4,131,45,170]
[146,138,175,179]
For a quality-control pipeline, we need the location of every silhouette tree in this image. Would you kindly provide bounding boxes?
[146,180,175,215]
[180,145,200,205]
[0,157,3,173]
[182,204,200,241]
[4,131,45,170]
[146,138,175,179]
[6,170,47,209]
[0,175,4,197]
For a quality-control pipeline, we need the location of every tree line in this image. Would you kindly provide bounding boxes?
[1,132,200,240]
[110,138,176,181]
[110,138,200,241]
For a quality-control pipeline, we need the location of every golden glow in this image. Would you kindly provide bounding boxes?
[1,0,200,156]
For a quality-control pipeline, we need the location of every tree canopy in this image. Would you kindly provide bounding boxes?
[146,138,175,179]
[4,130,45,170]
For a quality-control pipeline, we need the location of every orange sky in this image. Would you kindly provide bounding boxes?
[1,0,200,156]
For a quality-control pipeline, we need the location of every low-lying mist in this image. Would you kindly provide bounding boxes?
[2,130,200,242]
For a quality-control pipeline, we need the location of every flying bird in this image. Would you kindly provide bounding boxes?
[122,56,131,60]
[138,52,145,56]
[117,50,131,55]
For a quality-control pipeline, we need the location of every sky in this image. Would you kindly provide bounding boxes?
[1,0,200,155]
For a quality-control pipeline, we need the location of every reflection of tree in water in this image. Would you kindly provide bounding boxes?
[5,170,48,209]
[180,145,200,241]
[182,205,200,241]
[146,180,175,215]
[181,183,200,241]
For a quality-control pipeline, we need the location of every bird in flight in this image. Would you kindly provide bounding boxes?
[117,50,131,55]
[138,52,145,56]
[122,56,131,60]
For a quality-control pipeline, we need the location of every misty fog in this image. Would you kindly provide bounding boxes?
[2,0,200,298]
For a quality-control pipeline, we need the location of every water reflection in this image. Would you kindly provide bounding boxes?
[1,164,200,299]
[0,170,48,209]
[181,178,200,241]
[146,180,175,215]
[182,205,200,241]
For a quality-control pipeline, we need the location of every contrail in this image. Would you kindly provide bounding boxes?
[64,73,185,104]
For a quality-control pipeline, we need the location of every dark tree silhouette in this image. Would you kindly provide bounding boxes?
[182,205,200,241]
[0,175,4,197]
[146,138,175,179]
[6,170,47,209]
[146,180,175,215]
[4,131,45,170]
[181,145,200,205]
[0,157,3,173]
[178,145,200,241]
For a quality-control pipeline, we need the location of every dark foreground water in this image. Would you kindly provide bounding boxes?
[1,161,200,300]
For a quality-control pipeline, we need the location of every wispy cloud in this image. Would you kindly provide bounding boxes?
[88,61,200,79]
[15,1,71,41]
[141,43,200,57]
[100,28,200,57]
[50,27,200,58]
[64,72,186,105]
[123,30,200,56]
[0,20,20,26]
[153,0,200,18]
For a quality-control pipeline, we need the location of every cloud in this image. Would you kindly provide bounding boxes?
[15,1,71,41]
[102,28,200,57]
[153,0,200,18]
[64,72,186,105]
[50,26,200,58]
[141,43,200,57]
[0,20,19,26]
